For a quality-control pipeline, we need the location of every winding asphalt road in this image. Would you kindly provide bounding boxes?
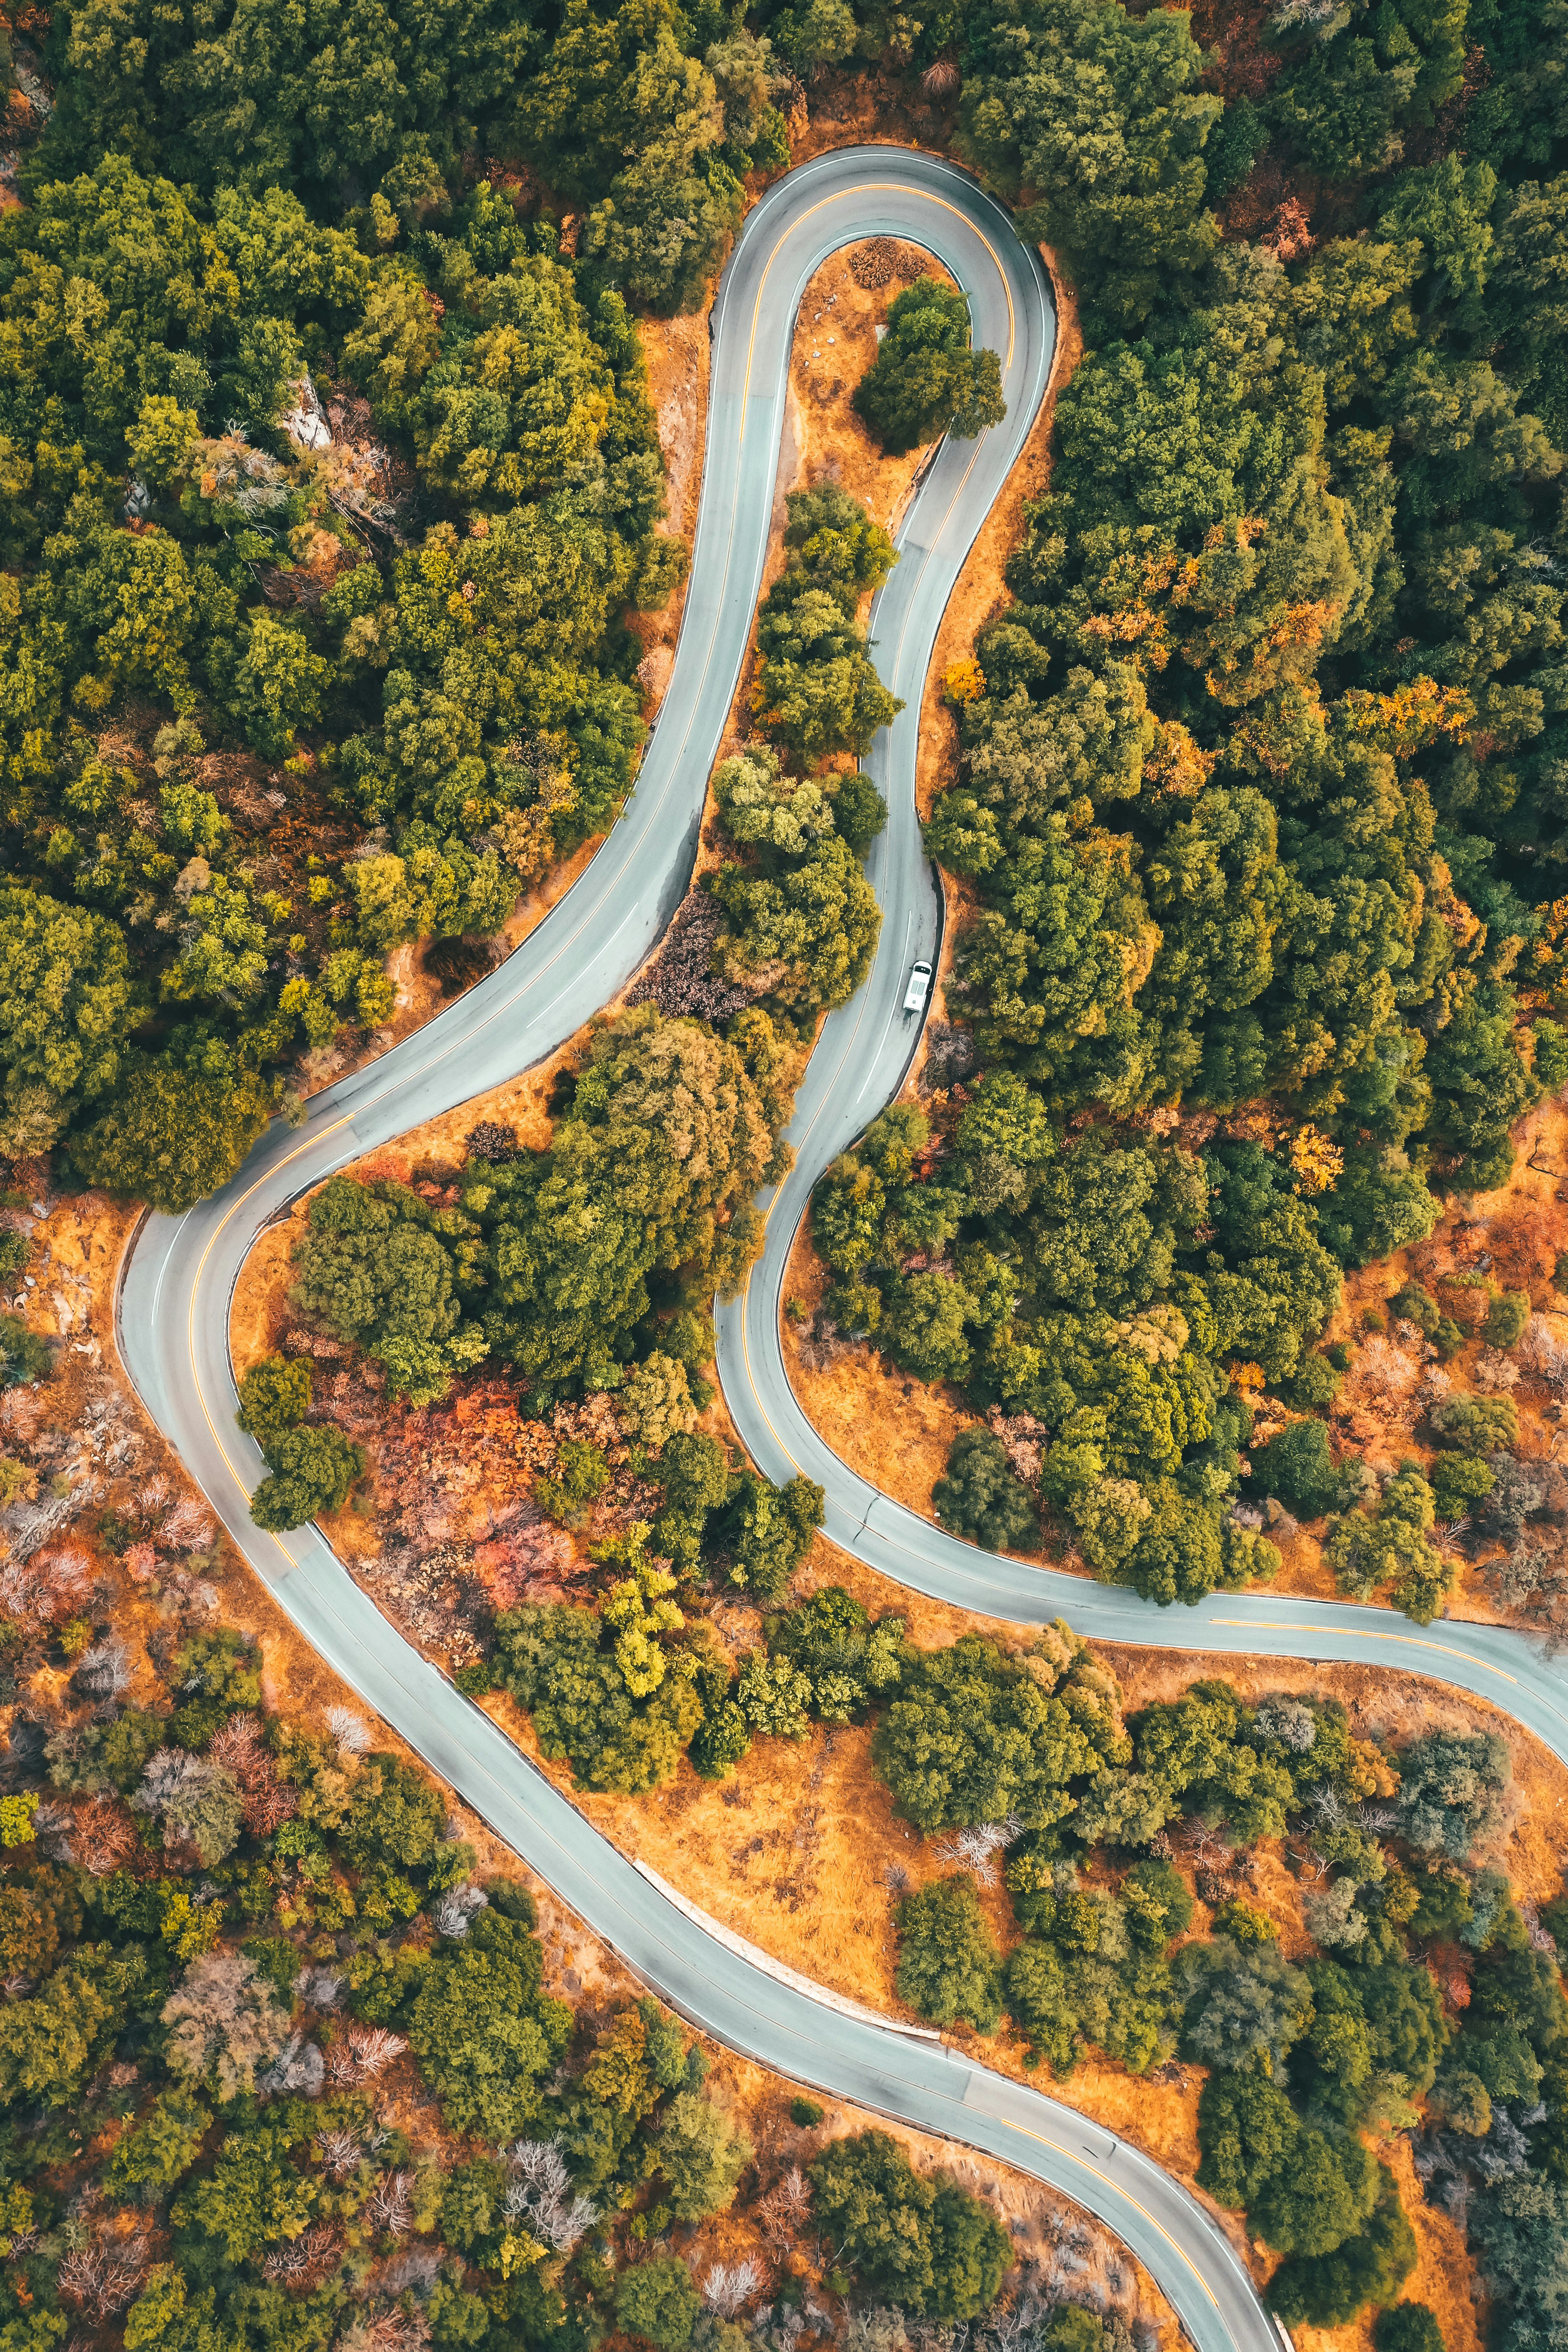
[112,147,1563,2352]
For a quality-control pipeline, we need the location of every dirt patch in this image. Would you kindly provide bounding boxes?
[787,244,959,533]
[781,1212,992,1541]
[476,1674,1213,2195]
[627,309,712,712]
[1242,1088,1568,1623]
[783,70,963,170]
[1379,2130,1484,2352]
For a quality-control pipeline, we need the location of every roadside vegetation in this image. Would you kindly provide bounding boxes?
[0,0,811,1210]
[799,0,1568,1637]
[241,479,902,1535]
[0,1589,1073,2352]
[852,277,1006,454]
[1,1,1565,2348]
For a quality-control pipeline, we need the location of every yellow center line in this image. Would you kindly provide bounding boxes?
[1000,2125,1220,2309]
[1208,1619,1516,1676]
[1206,1619,1568,1733]
[192,179,1020,1520]
[744,183,1018,383]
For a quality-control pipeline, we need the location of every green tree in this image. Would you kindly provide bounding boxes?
[853,279,1006,455]
[1396,1732,1511,1860]
[408,1908,572,2142]
[736,1649,813,1740]
[653,2089,753,2219]
[766,1586,909,1723]
[475,1008,778,1400]
[755,647,903,767]
[490,1603,704,1795]
[713,743,836,858]
[957,0,1220,335]
[177,2125,317,2261]
[105,2086,211,2195]
[1121,1856,1194,1950]
[1250,1419,1357,1519]
[809,2132,1007,2318]
[781,483,899,591]
[810,2130,940,2308]
[289,1174,488,1406]
[72,1066,273,1213]
[1482,1289,1531,1348]
[873,1629,1125,1833]
[720,1471,824,1601]
[1252,2129,1379,2257]
[249,1425,367,1530]
[1429,1392,1519,1456]
[0,887,134,1152]
[48,1708,166,1795]
[926,2179,1013,2319]
[0,1944,139,2107]
[1268,2168,1418,2329]
[1373,2307,1445,2352]
[167,1628,262,1746]
[744,491,903,770]
[1181,1937,1315,2078]
[613,2259,701,2350]
[526,0,741,311]
[932,1427,1038,1553]
[895,1873,1004,2032]
[1324,1466,1454,1623]
[832,771,888,855]
[1428,1454,1492,1522]
[236,1354,312,1439]
[0,1870,75,1979]
[1471,2173,1568,2352]
[230,613,333,758]
[879,1270,975,1385]
[133,1750,244,1865]
[650,1429,732,1568]
[1197,2071,1300,2211]
[343,274,444,420]
[0,1319,52,1388]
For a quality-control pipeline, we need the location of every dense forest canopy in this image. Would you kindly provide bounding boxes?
[0,0,806,1208]
[788,0,1568,1625]
[0,3,1566,2348]
[0,1593,1047,2352]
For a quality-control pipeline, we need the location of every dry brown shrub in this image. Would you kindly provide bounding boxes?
[58,2233,153,2319]
[847,239,930,291]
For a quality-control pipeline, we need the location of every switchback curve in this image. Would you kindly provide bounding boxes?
[108,147,1513,2352]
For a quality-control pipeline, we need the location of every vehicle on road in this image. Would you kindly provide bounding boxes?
[903,959,933,1014]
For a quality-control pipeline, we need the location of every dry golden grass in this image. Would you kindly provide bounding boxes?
[781,1053,1568,1643]
[786,245,961,534]
[207,121,1562,2352]
[781,1215,980,1532]
[626,307,711,713]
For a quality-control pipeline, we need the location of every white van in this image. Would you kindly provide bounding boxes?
[903,959,933,1015]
